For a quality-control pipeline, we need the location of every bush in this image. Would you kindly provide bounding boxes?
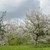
[8,38,17,45]
[8,36,31,45]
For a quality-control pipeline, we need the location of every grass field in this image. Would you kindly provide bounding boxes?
[0,45,50,50]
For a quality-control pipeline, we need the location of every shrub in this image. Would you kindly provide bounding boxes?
[8,36,31,45]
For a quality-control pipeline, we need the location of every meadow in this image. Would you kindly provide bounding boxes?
[0,45,50,50]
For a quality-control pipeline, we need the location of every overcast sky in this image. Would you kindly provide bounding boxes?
[0,0,50,21]
[0,0,40,21]
[39,0,50,14]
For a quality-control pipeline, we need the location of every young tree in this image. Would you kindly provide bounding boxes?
[0,11,6,40]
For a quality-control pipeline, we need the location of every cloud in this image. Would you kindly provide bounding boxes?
[39,0,48,7]
[3,18,24,25]
[39,0,50,14]
[0,0,26,12]
[0,0,40,21]
[2,0,40,20]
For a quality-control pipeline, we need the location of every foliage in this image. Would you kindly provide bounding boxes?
[0,11,6,39]
[8,36,31,45]
[23,10,50,46]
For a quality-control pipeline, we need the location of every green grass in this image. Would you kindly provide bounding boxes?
[0,45,50,50]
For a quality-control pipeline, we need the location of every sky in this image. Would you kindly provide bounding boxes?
[39,0,50,15]
[0,0,40,21]
[0,0,50,21]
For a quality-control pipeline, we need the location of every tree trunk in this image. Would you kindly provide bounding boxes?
[34,35,38,47]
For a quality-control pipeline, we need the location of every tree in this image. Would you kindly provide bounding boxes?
[0,11,6,40]
[24,10,49,46]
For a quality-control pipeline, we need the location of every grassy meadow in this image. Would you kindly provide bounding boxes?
[0,45,50,50]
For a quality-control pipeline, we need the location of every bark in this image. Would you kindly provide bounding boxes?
[34,35,38,47]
